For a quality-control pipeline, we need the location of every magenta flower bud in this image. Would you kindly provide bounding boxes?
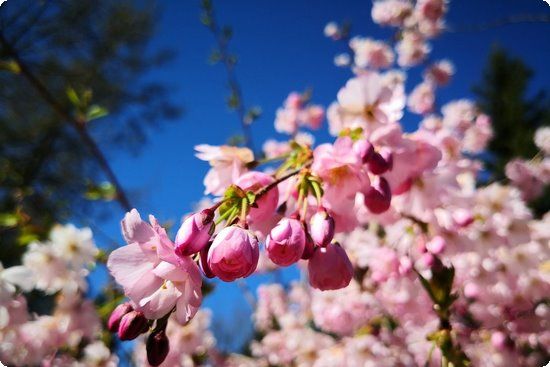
[453,208,474,228]
[367,149,393,174]
[118,310,149,341]
[426,235,446,255]
[208,226,259,282]
[175,209,214,256]
[463,283,479,299]
[107,302,133,333]
[307,243,353,291]
[266,218,306,267]
[199,241,215,278]
[354,139,374,163]
[363,177,392,214]
[491,331,511,351]
[309,209,335,247]
[301,231,315,260]
[146,330,170,366]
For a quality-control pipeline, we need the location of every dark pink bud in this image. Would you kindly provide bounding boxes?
[266,218,306,266]
[367,149,393,174]
[146,330,170,366]
[301,231,315,260]
[175,209,214,256]
[453,208,474,228]
[363,177,392,214]
[199,241,215,278]
[309,209,335,247]
[308,242,353,291]
[118,310,148,341]
[107,302,133,333]
[393,177,413,195]
[354,139,374,163]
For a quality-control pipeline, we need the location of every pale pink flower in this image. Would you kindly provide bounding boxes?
[107,209,202,324]
[424,60,454,86]
[312,136,368,200]
[207,226,259,282]
[323,22,342,40]
[327,73,405,135]
[396,31,430,67]
[416,0,447,22]
[534,126,550,154]
[235,171,279,225]
[371,0,413,27]
[349,37,394,69]
[195,144,254,196]
[407,81,435,115]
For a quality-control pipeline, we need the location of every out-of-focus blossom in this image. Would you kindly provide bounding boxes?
[349,37,394,69]
[195,145,254,196]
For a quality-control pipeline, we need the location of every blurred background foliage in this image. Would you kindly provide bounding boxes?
[0,0,180,266]
[475,47,550,216]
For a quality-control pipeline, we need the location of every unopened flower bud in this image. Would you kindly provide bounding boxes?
[175,209,214,256]
[146,329,170,366]
[310,209,335,247]
[266,218,306,266]
[301,231,316,260]
[367,148,393,174]
[118,310,148,341]
[426,236,446,255]
[363,177,392,214]
[199,241,215,278]
[354,139,374,163]
[453,208,474,228]
[208,226,259,282]
[463,283,479,299]
[107,302,133,333]
[308,242,353,291]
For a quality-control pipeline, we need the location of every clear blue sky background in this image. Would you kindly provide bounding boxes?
[85,0,550,351]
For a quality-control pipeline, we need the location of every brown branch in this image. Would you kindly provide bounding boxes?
[0,32,133,212]
[254,161,312,199]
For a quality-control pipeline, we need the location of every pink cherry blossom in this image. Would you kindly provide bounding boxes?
[407,81,435,115]
[349,37,394,69]
[195,144,254,196]
[371,0,413,27]
[424,59,454,86]
[107,209,202,324]
[327,73,405,136]
[235,171,279,225]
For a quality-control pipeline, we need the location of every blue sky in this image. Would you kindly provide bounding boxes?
[86,0,550,351]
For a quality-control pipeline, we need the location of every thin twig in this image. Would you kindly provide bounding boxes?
[254,161,312,199]
[201,1,255,152]
[447,13,550,33]
[0,31,133,212]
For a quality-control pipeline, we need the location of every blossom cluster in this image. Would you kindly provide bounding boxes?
[101,0,550,366]
[0,225,118,366]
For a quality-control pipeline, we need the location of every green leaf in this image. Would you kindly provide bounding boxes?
[0,59,21,74]
[86,105,109,121]
[84,181,117,201]
[66,87,81,106]
[0,212,19,227]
